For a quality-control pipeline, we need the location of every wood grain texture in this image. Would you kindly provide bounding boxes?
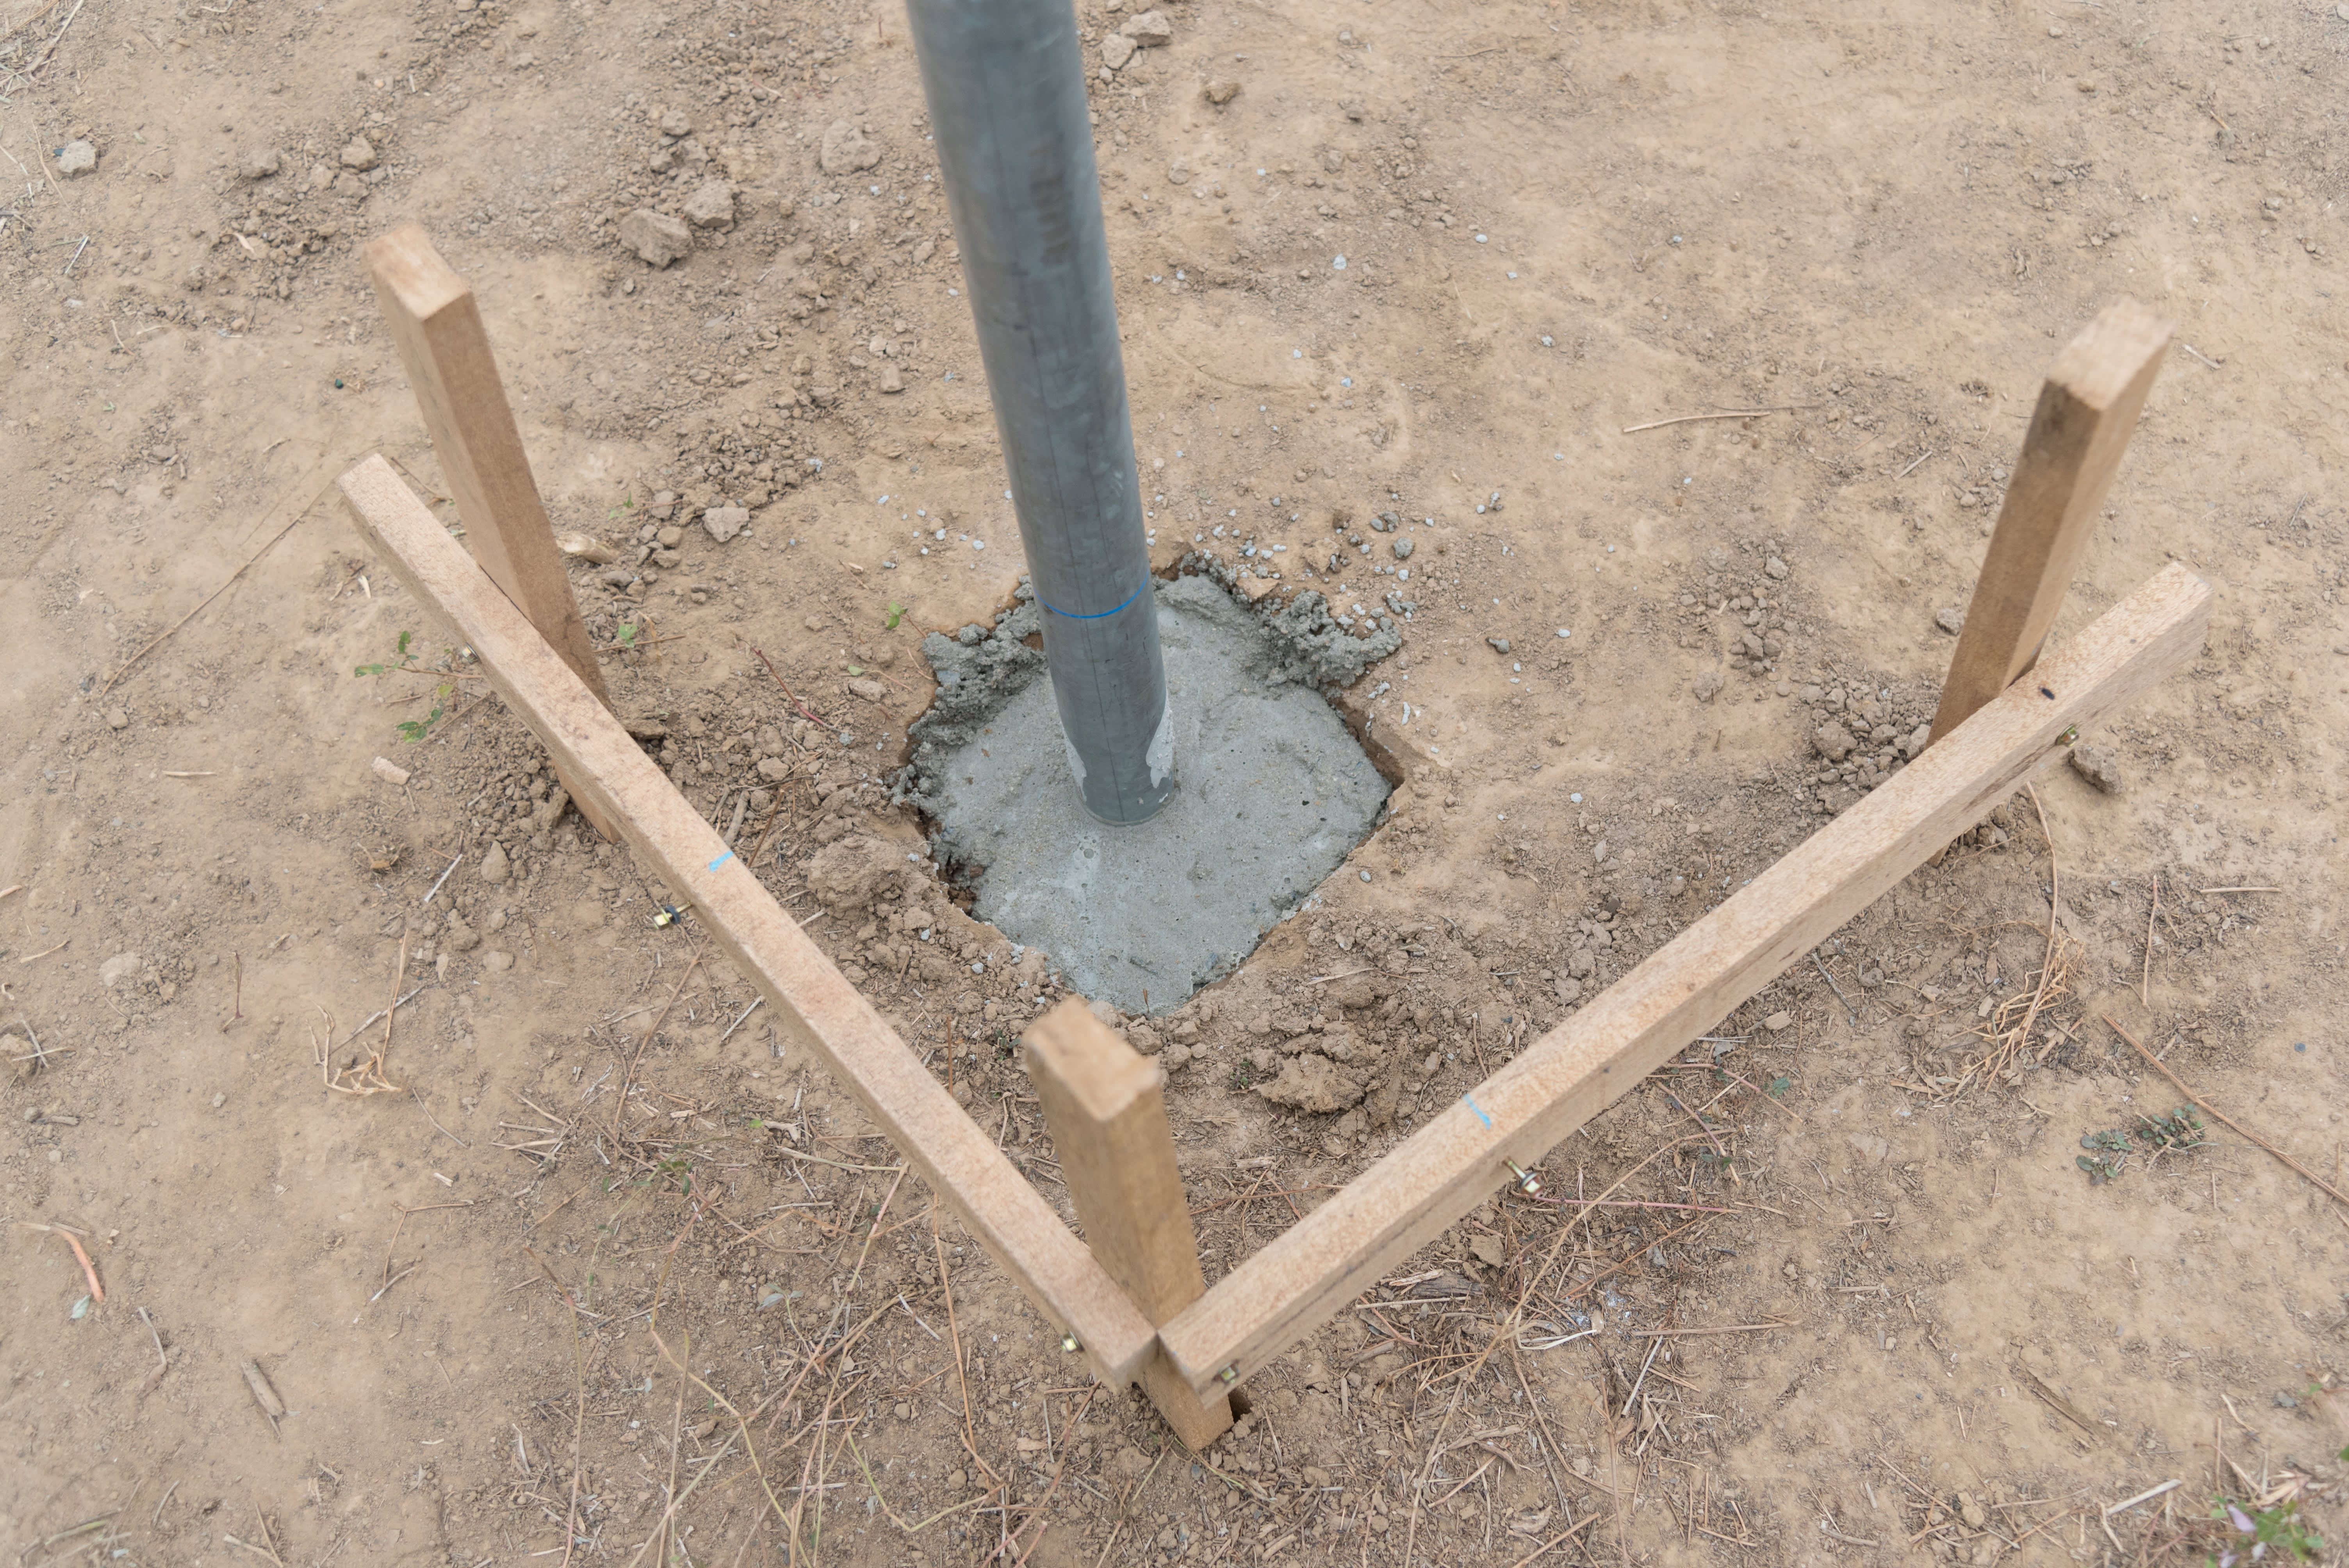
[1157,564,2210,1395]
[1928,298,2173,743]
[1025,1001,1233,1450]
[364,224,617,839]
[338,454,1160,1387]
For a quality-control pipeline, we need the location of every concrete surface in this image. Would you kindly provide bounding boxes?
[910,573,1391,1014]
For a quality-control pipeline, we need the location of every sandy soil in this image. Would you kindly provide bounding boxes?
[4,0,2346,1564]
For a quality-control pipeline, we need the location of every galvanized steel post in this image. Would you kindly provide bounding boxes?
[904,0,1174,825]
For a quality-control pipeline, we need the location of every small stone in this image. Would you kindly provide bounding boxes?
[1934,606,1966,635]
[1813,725,1855,762]
[100,953,141,988]
[818,119,880,175]
[1486,636,1511,654]
[805,615,827,633]
[1203,78,1240,105]
[848,678,888,703]
[1100,32,1137,69]
[370,755,412,786]
[1692,670,1724,704]
[683,180,736,229]
[656,526,684,548]
[658,108,693,136]
[479,841,511,885]
[211,1092,226,1110]
[758,757,791,782]
[1764,1010,1793,1032]
[1392,537,1414,560]
[339,137,379,171]
[55,139,97,177]
[239,148,282,181]
[878,362,905,394]
[1957,1493,1988,1530]
[1764,555,1789,579]
[481,949,515,973]
[105,706,130,730]
[1121,9,1173,45]
[2066,744,2125,794]
[618,207,693,267]
[556,531,618,564]
[702,504,750,543]
[1166,157,1190,185]
[443,919,481,954]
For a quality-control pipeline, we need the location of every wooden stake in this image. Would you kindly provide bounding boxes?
[363,223,618,841]
[1025,1000,1233,1452]
[1928,298,2173,745]
[1157,564,2209,1397]
[337,454,1158,1386]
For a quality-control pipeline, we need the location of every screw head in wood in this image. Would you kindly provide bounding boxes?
[1505,1158,1542,1196]
[1060,1333,1080,1353]
[1219,1365,1239,1384]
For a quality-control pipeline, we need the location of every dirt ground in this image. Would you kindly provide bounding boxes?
[5,0,2347,1563]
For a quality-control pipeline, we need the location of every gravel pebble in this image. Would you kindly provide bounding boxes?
[1121,8,1173,45]
[618,207,693,267]
[682,180,736,229]
[819,119,880,175]
[2066,743,2125,793]
[56,139,97,176]
[1934,606,1966,634]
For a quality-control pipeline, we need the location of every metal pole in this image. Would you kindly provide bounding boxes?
[905,0,1173,826]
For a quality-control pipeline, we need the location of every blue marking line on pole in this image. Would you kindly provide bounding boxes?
[1034,580,1148,621]
[708,849,735,871]
[1463,1094,1492,1129]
